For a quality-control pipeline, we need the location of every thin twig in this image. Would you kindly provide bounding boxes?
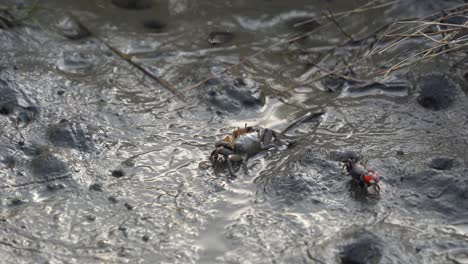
[364,3,468,76]
[270,56,369,97]
[324,8,355,42]
[104,43,184,100]
[67,13,183,100]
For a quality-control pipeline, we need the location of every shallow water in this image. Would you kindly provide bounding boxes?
[1,0,468,263]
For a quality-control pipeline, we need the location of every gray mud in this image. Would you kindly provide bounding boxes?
[1,0,468,263]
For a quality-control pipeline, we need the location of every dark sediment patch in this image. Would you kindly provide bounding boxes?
[89,183,103,192]
[0,10,16,29]
[30,153,69,180]
[124,202,134,210]
[0,145,16,170]
[256,147,341,205]
[427,156,459,170]
[208,31,235,45]
[17,141,44,156]
[142,19,166,31]
[108,196,118,204]
[56,15,90,40]
[461,70,468,98]
[0,79,39,124]
[0,79,18,116]
[46,120,94,152]
[200,77,265,114]
[416,74,461,110]
[46,182,66,192]
[261,172,316,205]
[319,75,346,93]
[86,214,96,221]
[180,64,265,115]
[1,155,16,170]
[112,0,153,9]
[255,156,314,204]
[401,168,468,218]
[111,169,125,178]
[339,230,383,264]
[16,106,39,126]
[8,197,25,206]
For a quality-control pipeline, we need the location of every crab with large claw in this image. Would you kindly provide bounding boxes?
[210,124,284,178]
[342,158,381,194]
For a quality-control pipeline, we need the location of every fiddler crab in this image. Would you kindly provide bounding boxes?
[342,158,381,194]
[210,124,285,178]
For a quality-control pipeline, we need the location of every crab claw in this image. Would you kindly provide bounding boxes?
[341,160,350,171]
[370,180,380,194]
[374,183,381,193]
[210,149,218,163]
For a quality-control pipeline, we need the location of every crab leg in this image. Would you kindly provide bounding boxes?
[226,159,236,178]
[227,154,244,178]
[210,149,219,163]
[215,140,233,149]
[270,129,284,144]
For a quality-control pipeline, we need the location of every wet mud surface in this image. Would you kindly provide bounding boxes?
[1,0,468,263]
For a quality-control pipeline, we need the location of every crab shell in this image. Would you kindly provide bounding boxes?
[231,131,263,155]
[222,126,255,149]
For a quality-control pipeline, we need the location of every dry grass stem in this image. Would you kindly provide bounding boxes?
[369,4,468,76]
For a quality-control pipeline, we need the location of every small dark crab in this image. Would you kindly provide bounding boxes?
[210,124,284,177]
[342,158,381,194]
